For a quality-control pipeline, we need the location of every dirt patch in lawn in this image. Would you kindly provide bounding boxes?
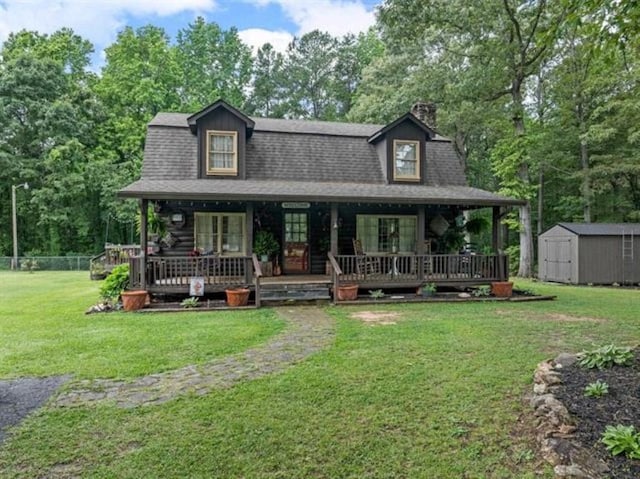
[349,311,401,325]
[553,350,640,478]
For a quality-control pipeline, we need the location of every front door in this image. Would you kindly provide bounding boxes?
[283,212,309,274]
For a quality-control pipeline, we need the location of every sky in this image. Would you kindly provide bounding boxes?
[0,0,381,67]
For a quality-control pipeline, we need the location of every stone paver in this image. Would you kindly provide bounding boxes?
[54,307,335,408]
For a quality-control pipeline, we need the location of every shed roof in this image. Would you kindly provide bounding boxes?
[555,223,640,236]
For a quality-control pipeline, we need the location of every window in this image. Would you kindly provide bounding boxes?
[194,213,246,255]
[356,215,417,253]
[393,140,420,180]
[206,130,238,175]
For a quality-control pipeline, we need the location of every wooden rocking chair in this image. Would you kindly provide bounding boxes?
[353,238,381,276]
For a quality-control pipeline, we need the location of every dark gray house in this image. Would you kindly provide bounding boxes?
[538,223,639,285]
[119,99,523,300]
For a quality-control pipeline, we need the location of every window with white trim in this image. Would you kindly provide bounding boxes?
[393,140,420,180]
[356,215,417,254]
[194,213,246,255]
[206,130,238,175]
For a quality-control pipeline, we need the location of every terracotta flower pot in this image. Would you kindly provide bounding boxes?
[121,290,148,311]
[491,281,513,298]
[225,287,250,307]
[336,283,359,301]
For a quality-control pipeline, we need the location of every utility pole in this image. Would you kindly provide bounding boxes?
[11,183,29,270]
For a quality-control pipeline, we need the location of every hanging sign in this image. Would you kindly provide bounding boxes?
[281,202,310,209]
[189,277,205,296]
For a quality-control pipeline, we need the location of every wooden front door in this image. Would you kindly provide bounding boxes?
[283,212,309,274]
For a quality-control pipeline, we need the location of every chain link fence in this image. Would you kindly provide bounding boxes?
[0,256,92,271]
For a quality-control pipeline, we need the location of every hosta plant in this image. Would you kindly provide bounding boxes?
[584,380,609,398]
[601,425,640,459]
[578,344,634,369]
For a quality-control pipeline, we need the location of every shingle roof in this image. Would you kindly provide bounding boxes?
[134,110,522,207]
[149,112,448,140]
[119,179,524,206]
[557,223,640,236]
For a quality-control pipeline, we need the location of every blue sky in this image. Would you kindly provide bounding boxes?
[0,0,381,67]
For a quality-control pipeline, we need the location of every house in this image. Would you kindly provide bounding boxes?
[119,99,524,302]
[538,223,639,285]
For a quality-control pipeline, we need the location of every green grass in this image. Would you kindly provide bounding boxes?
[1,275,639,478]
[0,272,285,379]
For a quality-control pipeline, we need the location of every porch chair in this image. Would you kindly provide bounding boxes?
[352,238,381,276]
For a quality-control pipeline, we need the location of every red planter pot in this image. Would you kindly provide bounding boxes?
[336,284,359,301]
[225,288,250,307]
[121,290,148,311]
[491,281,513,298]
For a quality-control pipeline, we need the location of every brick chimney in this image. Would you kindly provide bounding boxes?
[411,101,437,130]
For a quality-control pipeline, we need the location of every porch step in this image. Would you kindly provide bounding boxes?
[260,282,331,302]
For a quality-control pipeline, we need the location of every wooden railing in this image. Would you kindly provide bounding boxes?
[129,255,259,292]
[104,244,141,269]
[333,253,508,287]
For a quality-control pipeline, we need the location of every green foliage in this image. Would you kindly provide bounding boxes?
[472,286,491,297]
[368,289,384,299]
[20,259,39,273]
[578,344,634,370]
[584,380,609,398]
[99,264,130,301]
[601,425,640,459]
[421,283,437,295]
[180,297,199,309]
[253,230,279,259]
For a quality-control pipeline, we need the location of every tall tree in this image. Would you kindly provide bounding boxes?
[175,17,253,111]
[246,43,287,117]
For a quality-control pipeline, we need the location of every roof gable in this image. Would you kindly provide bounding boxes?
[186,99,255,134]
[368,113,436,144]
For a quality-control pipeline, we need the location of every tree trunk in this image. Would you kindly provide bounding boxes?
[580,138,591,222]
[537,169,544,235]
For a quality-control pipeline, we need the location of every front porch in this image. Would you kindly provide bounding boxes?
[128,252,509,303]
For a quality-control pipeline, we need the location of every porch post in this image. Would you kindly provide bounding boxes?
[245,202,254,285]
[330,203,338,255]
[492,206,501,253]
[417,205,426,281]
[139,198,148,291]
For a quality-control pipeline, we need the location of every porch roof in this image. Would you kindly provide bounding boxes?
[118,178,525,207]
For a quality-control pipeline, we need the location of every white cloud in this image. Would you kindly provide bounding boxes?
[238,28,293,54]
[0,0,217,48]
[251,0,376,37]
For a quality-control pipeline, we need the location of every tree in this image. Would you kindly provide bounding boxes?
[175,17,253,111]
[246,43,287,117]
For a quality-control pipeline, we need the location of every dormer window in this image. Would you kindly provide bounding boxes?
[393,140,420,180]
[207,130,238,175]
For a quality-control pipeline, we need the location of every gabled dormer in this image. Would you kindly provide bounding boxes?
[368,110,436,185]
[187,99,255,179]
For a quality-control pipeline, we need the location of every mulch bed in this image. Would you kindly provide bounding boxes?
[554,350,640,479]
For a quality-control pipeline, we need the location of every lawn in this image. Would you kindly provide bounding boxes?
[0,273,638,478]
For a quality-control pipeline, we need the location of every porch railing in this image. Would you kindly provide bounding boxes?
[129,255,259,292]
[329,253,508,297]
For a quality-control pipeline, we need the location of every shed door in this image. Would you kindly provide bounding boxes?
[543,238,572,282]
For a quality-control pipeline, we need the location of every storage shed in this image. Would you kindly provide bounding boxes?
[538,223,639,284]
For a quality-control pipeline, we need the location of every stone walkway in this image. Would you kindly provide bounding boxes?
[54,307,335,409]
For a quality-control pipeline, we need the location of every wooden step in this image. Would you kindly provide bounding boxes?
[260,283,331,302]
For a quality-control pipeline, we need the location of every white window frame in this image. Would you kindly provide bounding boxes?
[194,212,246,256]
[356,214,417,254]
[206,130,238,175]
[393,139,420,181]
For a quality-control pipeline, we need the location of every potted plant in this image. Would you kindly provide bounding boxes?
[336,283,359,301]
[225,287,251,307]
[254,230,279,262]
[491,281,513,298]
[419,282,437,297]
